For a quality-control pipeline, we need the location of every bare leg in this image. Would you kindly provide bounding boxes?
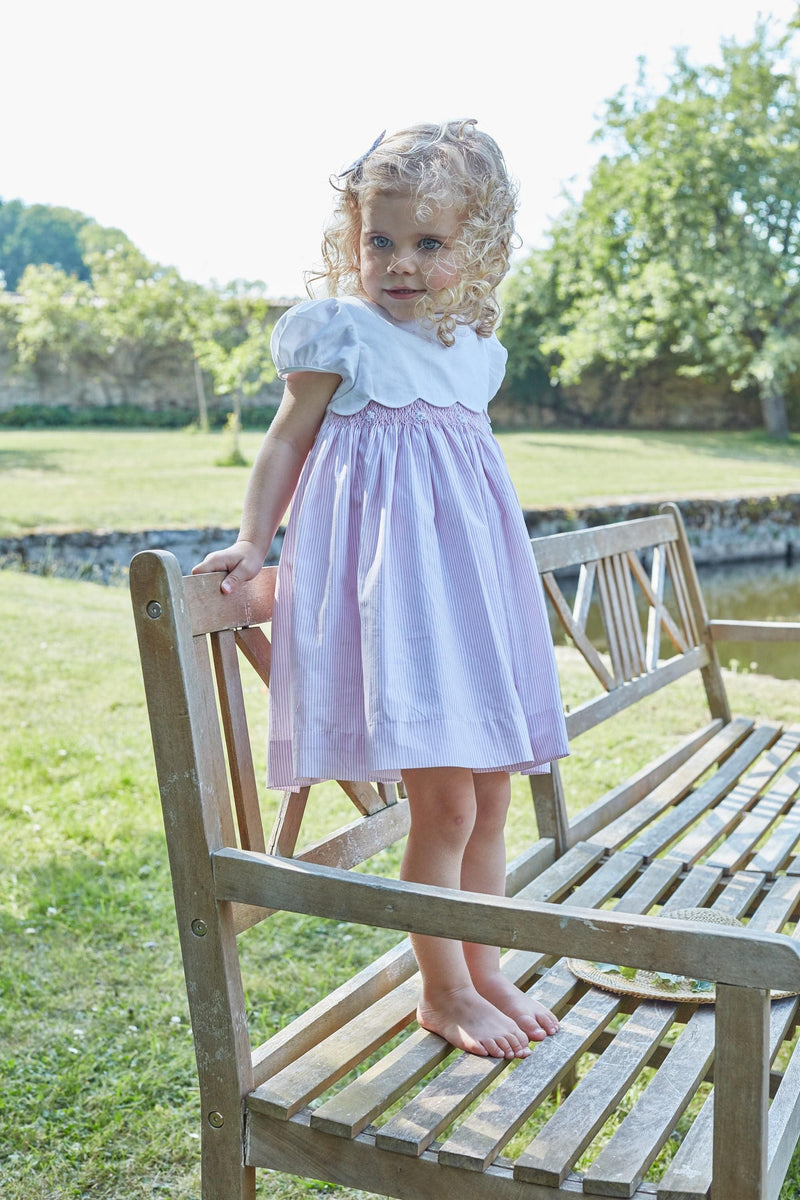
[462,771,559,1042]
[401,767,530,1059]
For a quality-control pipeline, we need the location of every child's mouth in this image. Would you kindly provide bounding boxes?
[386,288,422,298]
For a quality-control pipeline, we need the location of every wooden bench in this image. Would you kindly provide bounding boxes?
[130,501,800,1200]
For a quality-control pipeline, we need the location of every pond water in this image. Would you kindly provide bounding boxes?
[550,557,800,681]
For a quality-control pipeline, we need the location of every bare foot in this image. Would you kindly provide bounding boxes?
[474,972,559,1043]
[417,983,532,1058]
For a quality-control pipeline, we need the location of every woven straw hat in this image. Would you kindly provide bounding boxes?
[567,907,794,1004]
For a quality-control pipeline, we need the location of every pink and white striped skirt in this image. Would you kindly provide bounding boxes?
[266,400,569,789]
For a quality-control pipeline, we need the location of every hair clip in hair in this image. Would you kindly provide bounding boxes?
[339,130,386,178]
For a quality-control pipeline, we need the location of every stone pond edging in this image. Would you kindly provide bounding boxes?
[2,493,798,584]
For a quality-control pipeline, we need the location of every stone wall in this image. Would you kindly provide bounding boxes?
[2,494,797,584]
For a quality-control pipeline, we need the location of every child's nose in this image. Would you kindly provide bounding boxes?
[389,251,416,274]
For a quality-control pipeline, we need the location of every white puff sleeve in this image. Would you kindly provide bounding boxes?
[270,299,360,397]
[486,335,508,400]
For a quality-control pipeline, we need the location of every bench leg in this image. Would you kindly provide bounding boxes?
[202,1124,255,1200]
[713,984,769,1199]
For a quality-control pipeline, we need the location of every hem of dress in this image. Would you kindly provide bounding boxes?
[266,748,569,792]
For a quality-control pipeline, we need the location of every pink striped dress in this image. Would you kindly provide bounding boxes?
[265,297,569,789]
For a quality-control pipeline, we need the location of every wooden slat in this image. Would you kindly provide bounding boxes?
[626,724,780,861]
[337,779,389,818]
[211,629,266,853]
[505,837,557,896]
[615,552,647,678]
[658,878,800,1200]
[666,726,792,867]
[542,570,614,691]
[707,743,800,873]
[581,872,765,1198]
[661,863,723,912]
[250,940,416,1088]
[574,559,597,630]
[234,624,272,685]
[297,801,411,870]
[590,717,753,852]
[571,721,723,847]
[267,788,310,857]
[515,1001,677,1186]
[250,976,420,1119]
[437,985,623,1172]
[295,841,605,1137]
[710,619,800,643]
[185,563,277,635]
[530,513,678,575]
[645,544,666,668]
[310,1025,452,1140]
[665,538,699,647]
[661,502,731,725]
[751,786,800,877]
[596,556,627,684]
[565,646,711,740]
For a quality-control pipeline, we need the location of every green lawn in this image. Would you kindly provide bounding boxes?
[3,427,800,1196]
[3,570,800,1198]
[1,426,799,536]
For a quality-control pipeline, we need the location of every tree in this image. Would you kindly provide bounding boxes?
[14,263,107,377]
[191,281,277,463]
[0,202,92,291]
[515,20,800,438]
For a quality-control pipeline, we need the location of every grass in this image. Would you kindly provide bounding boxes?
[3,570,800,1198]
[1,427,800,536]
[2,426,800,1195]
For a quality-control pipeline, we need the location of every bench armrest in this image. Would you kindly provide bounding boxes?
[710,619,800,642]
[213,848,800,993]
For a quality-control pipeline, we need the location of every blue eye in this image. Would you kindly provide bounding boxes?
[420,238,442,251]
[371,235,392,249]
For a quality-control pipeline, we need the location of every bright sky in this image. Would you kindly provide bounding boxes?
[3,0,798,298]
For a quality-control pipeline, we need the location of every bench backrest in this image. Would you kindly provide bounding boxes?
[526,501,730,849]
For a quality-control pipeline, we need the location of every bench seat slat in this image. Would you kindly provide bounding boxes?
[435,855,700,1175]
[626,724,781,861]
[660,864,723,912]
[372,853,646,1158]
[308,842,609,1138]
[710,745,800,874]
[667,728,798,867]
[258,842,606,1128]
[579,873,775,1196]
[589,717,753,852]
[374,960,579,1158]
[657,884,800,1200]
[515,1001,677,1186]
[437,987,623,1172]
[570,721,723,848]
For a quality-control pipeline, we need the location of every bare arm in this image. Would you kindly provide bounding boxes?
[192,370,341,592]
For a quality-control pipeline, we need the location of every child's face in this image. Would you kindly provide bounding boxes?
[358,191,461,322]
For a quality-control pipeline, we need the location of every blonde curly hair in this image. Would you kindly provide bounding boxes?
[308,120,518,346]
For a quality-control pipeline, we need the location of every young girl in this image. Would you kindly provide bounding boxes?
[194,120,569,1060]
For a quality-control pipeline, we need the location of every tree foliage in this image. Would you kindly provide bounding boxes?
[2,217,277,424]
[0,200,92,291]
[503,16,800,437]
